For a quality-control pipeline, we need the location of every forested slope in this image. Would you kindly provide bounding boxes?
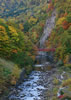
[47,0,71,64]
[0,0,49,98]
[44,0,71,99]
[0,19,35,98]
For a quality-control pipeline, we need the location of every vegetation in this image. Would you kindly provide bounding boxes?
[0,0,71,99]
[0,0,49,98]
[46,0,71,99]
[0,19,35,97]
[0,58,21,97]
[47,0,71,64]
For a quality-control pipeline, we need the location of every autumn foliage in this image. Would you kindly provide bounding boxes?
[62,20,70,30]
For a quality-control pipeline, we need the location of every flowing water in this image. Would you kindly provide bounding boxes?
[9,10,56,100]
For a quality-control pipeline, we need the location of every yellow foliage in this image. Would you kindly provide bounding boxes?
[0,25,6,32]
[19,23,24,30]
[0,25,9,41]
[28,16,37,24]
[11,65,21,79]
[53,78,59,85]
[62,78,71,87]
[9,26,18,37]
[63,55,69,64]
[11,65,21,85]
[31,56,35,60]
[56,17,66,25]
[11,76,16,85]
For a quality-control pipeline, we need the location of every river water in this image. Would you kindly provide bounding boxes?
[9,70,47,100]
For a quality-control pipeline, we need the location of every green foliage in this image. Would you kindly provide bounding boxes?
[66,13,71,23]
[62,78,71,87]
[64,64,71,69]
[24,21,31,32]
[47,0,71,63]
[0,58,21,95]
[0,20,34,66]
[53,78,59,85]
[11,52,34,68]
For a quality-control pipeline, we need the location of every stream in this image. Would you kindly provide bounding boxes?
[9,10,56,100]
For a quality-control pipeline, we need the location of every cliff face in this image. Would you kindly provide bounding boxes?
[40,9,56,48]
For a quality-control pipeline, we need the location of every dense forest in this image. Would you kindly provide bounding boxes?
[0,0,71,99]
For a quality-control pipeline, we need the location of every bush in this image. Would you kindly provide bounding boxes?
[64,64,71,69]
[11,65,21,85]
[11,52,34,68]
[62,78,71,87]
[0,58,21,96]
[66,14,71,23]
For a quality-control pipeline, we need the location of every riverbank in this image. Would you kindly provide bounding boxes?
[8,62,56,100]
[0,58,34,100]
[8,61,71,100]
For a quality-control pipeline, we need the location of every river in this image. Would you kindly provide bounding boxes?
[9,9,56,100]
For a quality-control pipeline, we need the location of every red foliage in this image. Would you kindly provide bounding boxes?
[58,95,65,99]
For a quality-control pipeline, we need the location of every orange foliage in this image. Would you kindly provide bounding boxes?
[64,12,68,17]
[63,55,69,64]
[31,56,35,60]
[12,49,17,53]
[33,46,38,54]
[32,28,35,32]
[39,23,44,27]
[69,23,71,26]
[47,3,54,12]
[62,20,70,30]
[60,12,68,17]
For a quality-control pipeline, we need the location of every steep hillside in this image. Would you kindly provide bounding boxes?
[0,19,35,97]
[0,18,35,68]
[44,0,71,99]
[0,0,71,99]
[0,58,21,99]
[0,0,48,22]
[46,0,71,64]
[0,0,50,44]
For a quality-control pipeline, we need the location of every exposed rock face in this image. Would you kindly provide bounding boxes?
[40,9,56,48]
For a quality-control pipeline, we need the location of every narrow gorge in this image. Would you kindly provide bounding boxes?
[8,9,56,100]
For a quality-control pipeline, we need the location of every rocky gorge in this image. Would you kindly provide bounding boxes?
[8,7,71,100]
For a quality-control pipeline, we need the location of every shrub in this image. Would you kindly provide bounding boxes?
[11,65,21,85]
[53,78,59,85]
[56,17,66,26]
[66,14,71,23]
[64,64,71,69]
[0,58,21,95]
[62,20,69,30]
[25,65,33,75]
[62,78,71,87]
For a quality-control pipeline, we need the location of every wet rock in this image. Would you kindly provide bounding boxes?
[26,83,31,87]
